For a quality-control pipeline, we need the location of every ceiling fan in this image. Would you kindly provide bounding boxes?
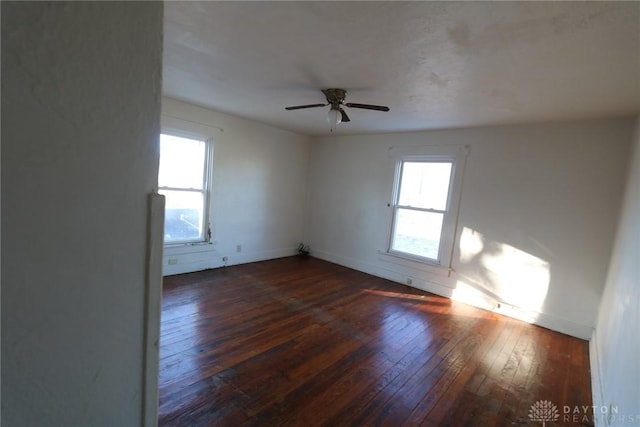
[285,88,390,129]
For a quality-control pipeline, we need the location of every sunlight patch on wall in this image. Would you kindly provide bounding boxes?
[459,227,484,263]
[455,227,550,314]
[482,242,550,311]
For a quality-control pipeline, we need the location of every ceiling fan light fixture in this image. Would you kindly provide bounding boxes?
[327,106,342,127]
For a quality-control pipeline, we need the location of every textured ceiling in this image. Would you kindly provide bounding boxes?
[163,2,640,136]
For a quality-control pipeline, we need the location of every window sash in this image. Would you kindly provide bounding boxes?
[390,207,445,262]
[158,134,207,190]
[396,161,453,211]
[394,205,446,215]
[158,186,206,194]
[159,189,206,244]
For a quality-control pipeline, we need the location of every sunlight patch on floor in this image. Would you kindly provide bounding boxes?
[364,289,439,302]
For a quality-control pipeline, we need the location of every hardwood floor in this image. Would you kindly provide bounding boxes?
[158,257,593,426]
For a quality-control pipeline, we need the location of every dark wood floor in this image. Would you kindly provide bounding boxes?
[158,257,592,427]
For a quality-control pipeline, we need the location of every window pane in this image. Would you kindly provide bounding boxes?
[159,190,204,243]
[398,162,452,210]
[159,134,206,189]
[391,208,444,260]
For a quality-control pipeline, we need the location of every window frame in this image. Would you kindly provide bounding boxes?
[158,130,214,246]
[387,145,468,267]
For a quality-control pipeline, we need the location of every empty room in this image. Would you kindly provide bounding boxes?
[2,2,639,427]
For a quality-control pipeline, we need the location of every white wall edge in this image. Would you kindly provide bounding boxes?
[311,248,593,340]
[590,329,608,427]
[143,193,165,427]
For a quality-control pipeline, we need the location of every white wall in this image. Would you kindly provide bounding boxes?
[306,119,634,339]
[1,3,163,426]
[591,117,640,426]
[161,98,311,275]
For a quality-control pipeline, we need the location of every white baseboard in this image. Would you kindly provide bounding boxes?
[163,246,298,276]
[163,245,595,340]
[162,244,218,276]
[310,249,378,277]
[590,330,608,427]
[311,248,593,340]
[491,303,594,340]
[312,249,456,298]
[376,265,456,298]
[224,247,298,267]
[163,258,217,276]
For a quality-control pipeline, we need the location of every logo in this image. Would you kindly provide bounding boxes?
[529,400,560,426]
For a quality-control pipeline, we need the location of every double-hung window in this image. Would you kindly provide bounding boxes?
[158,133,212,244]
[388,146,467,266]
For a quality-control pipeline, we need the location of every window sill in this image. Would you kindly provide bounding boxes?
[377,250,454,278]
[164,241,217,255]
[165,240,214,247]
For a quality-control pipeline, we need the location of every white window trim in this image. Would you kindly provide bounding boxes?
[159,130,214,246]
[386,145,468,268]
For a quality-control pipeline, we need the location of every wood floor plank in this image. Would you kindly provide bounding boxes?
[406,313,508,425]
[158,256,592,426]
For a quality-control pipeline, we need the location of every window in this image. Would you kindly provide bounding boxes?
[158,133,212,244]
[388,146,467,266]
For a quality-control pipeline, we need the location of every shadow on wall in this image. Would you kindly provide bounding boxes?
[452,226,550,323]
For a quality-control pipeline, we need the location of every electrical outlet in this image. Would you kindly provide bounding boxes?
[168,258,178,265]
[236,244,242,253]
[406,278,413,285]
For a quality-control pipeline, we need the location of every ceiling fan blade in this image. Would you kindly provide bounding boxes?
[285,103,327,110]
[340,108,350,122]
[345,103,390,112]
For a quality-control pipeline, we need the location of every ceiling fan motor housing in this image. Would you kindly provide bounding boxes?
[322,88,347,107]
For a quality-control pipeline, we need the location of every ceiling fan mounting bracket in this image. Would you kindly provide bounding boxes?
[322,88,347,107]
